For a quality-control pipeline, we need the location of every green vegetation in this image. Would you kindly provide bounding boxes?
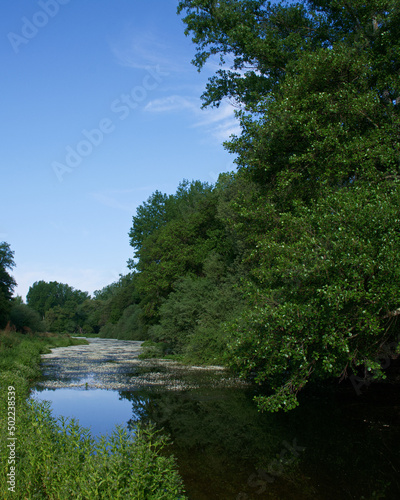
[0,330,86,384]
[1,400,185,499]
[0,330,187,499]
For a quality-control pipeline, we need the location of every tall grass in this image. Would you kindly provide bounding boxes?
[0,331,187,499]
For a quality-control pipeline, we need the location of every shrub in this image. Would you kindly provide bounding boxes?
[0,398,186,499]
[9,304,45,333]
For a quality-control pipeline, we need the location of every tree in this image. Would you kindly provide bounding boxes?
[179,0,400,411]
[178,0,400,200]
[128,190,171,265]
[177,0,313,109]
[94,274,139,325]
[129,181,230,323]
[151,263,243,362]
[0,242,16,328]
[227,181,400,411]
[27,281,89,318]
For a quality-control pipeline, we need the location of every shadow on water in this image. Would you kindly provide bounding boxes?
[120,375,400,500]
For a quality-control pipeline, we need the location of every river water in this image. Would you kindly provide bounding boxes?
[31,338,400,499]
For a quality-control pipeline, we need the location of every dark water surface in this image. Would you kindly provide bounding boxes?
[31,338,400,500]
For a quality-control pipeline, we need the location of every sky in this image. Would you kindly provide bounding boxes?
[0,0,240,300]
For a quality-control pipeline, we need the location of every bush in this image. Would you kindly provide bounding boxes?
[9,303,45,333]
[0,399,187,499]
[99,304,146,341]
[149,276,243,363]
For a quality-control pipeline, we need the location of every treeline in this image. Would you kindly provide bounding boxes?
[2,0,400,412]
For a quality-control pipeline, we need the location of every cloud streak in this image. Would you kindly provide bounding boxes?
[110,31,182,73]
[144,95,241,142]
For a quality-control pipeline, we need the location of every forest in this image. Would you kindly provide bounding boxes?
[1,0,400,413]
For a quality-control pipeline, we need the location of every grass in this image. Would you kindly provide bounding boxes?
[0,330,187,499]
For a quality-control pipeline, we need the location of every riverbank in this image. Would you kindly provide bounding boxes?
[0,330,187,499]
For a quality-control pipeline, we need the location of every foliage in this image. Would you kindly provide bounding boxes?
[138,340,170,359]
[128,190,172,261]
[0,331,87,400]
[177,0,313,109]
[25,281,107,334]
[99,304,146,341]
[45,303,80,333]
[78,298,106,334]
[177,0,400,111]
[0,401,186,499]
[149,262,243,363]
[227,181,400,411]
[0,242,16,328]
[130,180,228,324]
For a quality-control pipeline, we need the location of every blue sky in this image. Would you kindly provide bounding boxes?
[1,0,240,300]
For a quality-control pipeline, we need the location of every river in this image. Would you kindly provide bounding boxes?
[31,337,400,499]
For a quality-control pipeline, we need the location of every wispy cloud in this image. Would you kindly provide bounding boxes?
[212,118,242,143]
[144,95,198,114]
[110,31,182,73]
[144,95,241,142]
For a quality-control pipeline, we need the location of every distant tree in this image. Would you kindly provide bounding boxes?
[27,281,89,318]
[78,299,105,334]
[45,304,77,333]
[0,242,16,328]
[93,274,139,326]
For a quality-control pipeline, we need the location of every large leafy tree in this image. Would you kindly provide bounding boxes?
[227,181,400,411]
[178,0,400,199]
[179,0,400,411]
[0,242,16,328]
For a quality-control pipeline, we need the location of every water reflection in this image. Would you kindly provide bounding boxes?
[32,388,135,437]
